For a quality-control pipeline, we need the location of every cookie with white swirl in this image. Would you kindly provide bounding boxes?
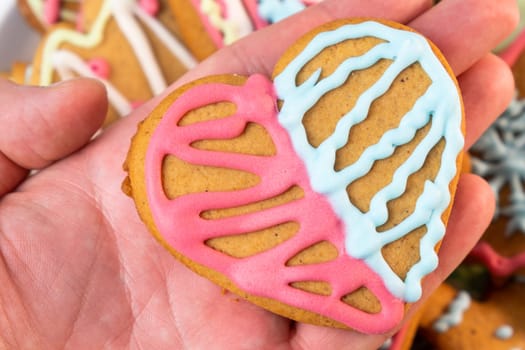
[29,0,197,126]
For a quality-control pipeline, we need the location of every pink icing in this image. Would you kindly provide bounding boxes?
[43,0,61,24]
[242,0,323,29]
[241,0,267,29]
[131,101,144,109]
[469,241,525,278]
[190,0,226,48]
[144,74,404,333]
[139,0,160,16]
[499,28,525,67]
[87,58,111,79]
[75,8,85,32]
[217,0,228,17]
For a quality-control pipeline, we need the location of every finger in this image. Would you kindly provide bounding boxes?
[0,78,107,195]
[407,174,495,317]
[0,152,28,196]
[181,0,434,81]
[459,53,515,149]
[409,0,519,75]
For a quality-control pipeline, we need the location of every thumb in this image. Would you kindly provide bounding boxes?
[0,78,108,195]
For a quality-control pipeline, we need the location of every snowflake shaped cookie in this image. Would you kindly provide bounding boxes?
[471,94,525,235]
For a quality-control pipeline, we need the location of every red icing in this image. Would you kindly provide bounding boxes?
[87,58,110,79]
[470,241,525,278]
[144,74,404,333]
[499,28,525,67]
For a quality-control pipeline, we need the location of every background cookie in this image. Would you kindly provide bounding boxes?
[29,0,197,126]
[419,283,525,349]
[124,18,464,334]
[169,0,323,60]
[17,0,81,33]
[470,28,525,279]
[1,61,31,84]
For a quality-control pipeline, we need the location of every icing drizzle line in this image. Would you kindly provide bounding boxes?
[192,0,322,46]
[145,74,404,333]
[274,21,464,302]
[195,0,254,47]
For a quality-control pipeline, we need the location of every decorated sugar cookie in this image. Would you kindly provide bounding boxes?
[469,30,525,279]
[30,0,197,126]
[419,283,525,349]
[123,18,464,333]
[17,0,82,32]
[168,0,322,60]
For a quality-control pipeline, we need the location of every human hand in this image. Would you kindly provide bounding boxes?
[0,0,518,349]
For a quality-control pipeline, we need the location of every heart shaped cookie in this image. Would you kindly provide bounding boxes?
[123,18,464,334]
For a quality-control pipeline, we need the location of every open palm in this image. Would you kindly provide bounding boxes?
[0,0,518,349]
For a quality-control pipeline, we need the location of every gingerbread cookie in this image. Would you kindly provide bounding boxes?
[419,282,525,349]
[30,0,197,125]
[470,31,525,279]
[169,0,322,60]
[123,18,464,333]
[17,0,82,33]
[1,62,32,85]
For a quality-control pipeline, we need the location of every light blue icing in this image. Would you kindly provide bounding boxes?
[432,290,471,333]
[471,94,525,235]
[274,21,464,302]
[257,0,306,24]
[494,325,514,340]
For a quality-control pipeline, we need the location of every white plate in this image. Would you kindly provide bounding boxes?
[0,0,40,71]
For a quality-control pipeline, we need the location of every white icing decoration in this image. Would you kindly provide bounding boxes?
[472,93,525,235]
[52,50,132,117]
[432,290,471,333]
[494,325,514,340]
[200,0,254,45]
[38,0,197,117]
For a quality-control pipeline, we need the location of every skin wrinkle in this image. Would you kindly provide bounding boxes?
[17,96,59,168]
[0,253,26,349]
[0,228,45,348]
[59,206,118,348]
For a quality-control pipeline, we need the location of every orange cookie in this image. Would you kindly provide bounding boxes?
[17,0,82,33]
[29,0,197,126]
[419,282,525,349]
[123,18,464,334]
[1,62,32,84]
